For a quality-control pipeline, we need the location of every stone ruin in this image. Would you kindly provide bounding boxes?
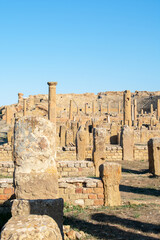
[0,82,160,238]
[1,116,63,239]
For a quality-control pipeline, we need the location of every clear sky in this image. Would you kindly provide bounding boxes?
[0,0,160,106]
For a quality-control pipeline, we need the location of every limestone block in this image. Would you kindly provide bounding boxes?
[122,125,134,161]
[76,126,86,160]
[13,116,58,199]
[11,198,63,235]
[100,162,121,206]
[0,215,62,240]
[93,128,106,177]
[148,138,160,176]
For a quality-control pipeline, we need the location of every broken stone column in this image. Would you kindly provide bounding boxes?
[100,162,121,206]
[150,117,156,128]
[6,106,12,124]
[60,125,66,147]
[85,103,88,115]
[118,101,121,114]
[93,127,106,177]
[69,99,73,120]
[76,125,86,160]
[121,125,134,161]
[65,129,74,146]
[27,95,35,110]
[47,82,57,123]
[123,90,131,127]
[92,101,95,115]
[18,93,24,104]
[23,98,27,116]
[13,116,58,199]
[134,99,137,122]
[137,118,142,129]
[157,99,160,120]
[100,102,102,116]
[71,121,78,144]
[11,198,64,235]
[151,104,153,115]
[148,138,160,176]
[1,215,62,240]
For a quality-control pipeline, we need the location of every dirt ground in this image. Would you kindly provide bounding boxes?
[64,160,160,240]
[0,160,160,239]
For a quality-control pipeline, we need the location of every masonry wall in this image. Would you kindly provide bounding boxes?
[0,162,14,177]
[134,144,148,161]
[106,145,122,161]
[58,177,104,206]
[57,161,95,178]
[0,179,14,204]
[0,177,104,206]
[0,145,12,162]
[56,147,76,161]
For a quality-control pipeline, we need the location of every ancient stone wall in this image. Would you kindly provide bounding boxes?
[0,144,12,162]
[58,177,104,206]
[57,161,95,178]
[0,178,13,204]
[134,145,148,161]
[0,162,14,177]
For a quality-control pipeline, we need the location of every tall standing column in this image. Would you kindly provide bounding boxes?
[123,90,131,127]
[47,82,57,123]
[151,104,153,115]
[85,103,88,115]
[134,99,137,121]
[118,101,121,114]
[6,106,11,124]
[100,103,102,116]
[69,99,73,120]
[23,98,27,116]
[92,101,95,115]
[18,93,24,104]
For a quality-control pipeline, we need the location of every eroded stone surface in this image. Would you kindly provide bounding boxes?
[0,215,62,240]
[93,127,106,177]
[100,162,121,206]
[11,199,64,234]
[76,126,86,160]
[148,137,160,176]
[122,125,134,161]
[13,116,58,199]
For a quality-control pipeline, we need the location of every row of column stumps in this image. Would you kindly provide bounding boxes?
[5,87,160,125]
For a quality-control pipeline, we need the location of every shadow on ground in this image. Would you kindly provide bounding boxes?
[64,214,159,240]
[122,168,149,175]
[120,185,160,197]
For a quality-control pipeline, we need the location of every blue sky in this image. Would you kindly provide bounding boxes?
[0,0,160,106]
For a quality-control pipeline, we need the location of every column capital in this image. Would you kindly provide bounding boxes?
[47,82,57,87]
[18,93,24,97]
